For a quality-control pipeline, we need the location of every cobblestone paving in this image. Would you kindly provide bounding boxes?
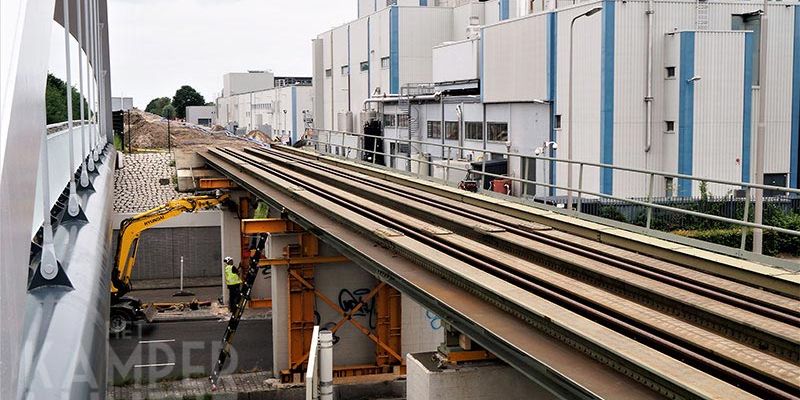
[115,152,185,213]
[107,372,285,400]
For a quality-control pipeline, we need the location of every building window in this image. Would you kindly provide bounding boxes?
[665,120,675,133]
[445,121,459,140]
[397,114,409,128]
[427,121,441,139]
[383,114,396,127]
[665,66,676,79]
[554,114,562,129]
[465,122,483,140]
[487,122,508,142]
[341,65,349,76]
[325,69,332,77]
[381,57,390,69]
[360,61,369,72]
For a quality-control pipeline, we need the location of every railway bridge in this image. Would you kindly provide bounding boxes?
[2,1,799,398]
[199,144,799,400]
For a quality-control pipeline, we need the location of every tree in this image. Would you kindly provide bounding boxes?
[161,104,176,120]
[45,73,90,125]
[145,97,171,116]
[171,85,205,119]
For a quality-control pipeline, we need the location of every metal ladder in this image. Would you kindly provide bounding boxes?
[209,233,267,389]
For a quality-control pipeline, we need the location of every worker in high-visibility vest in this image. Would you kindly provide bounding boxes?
[223,256,242,314]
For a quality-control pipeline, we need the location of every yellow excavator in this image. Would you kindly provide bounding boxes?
[110,190,232,334]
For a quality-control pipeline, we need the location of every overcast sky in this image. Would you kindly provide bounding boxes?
[49,0,356,109]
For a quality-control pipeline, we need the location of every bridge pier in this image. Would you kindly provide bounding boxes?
[407,352,553,400]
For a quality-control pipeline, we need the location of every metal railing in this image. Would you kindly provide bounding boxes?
[305,128,800,253]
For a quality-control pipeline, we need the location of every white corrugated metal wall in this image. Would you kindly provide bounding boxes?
[482,12,549,103]
[693,31,747,195]
[398,7,454,85]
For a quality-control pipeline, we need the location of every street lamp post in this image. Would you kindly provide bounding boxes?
[753,0,769,254]
[567,6,603,211]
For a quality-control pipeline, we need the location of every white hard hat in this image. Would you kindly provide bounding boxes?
[224,256,233,264]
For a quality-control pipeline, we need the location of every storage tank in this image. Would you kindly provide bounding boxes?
[337,111,354,132]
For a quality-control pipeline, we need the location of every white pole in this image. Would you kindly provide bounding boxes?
[77,0,92,182]
[180,255,185,292]
[39,129,59,280]
[752,0,768,254]
[86,0,96,170]
[319,330,333,400]
[63,0,81,217]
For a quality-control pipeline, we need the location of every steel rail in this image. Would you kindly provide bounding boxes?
[237,147,800,395]
[206,147,739,400]
[255,146,800,319]
[211,147,796,400]
[200,150,629,400]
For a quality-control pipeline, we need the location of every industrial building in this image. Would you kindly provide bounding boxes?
[185,105,216,126]
[312,0,800,198]
[215,70,313,142]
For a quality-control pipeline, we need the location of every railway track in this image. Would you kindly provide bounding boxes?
[202,145,800,400]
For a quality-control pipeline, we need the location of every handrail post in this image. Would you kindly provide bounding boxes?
[340,130,346,157]
[372,133,377,164]
[522,157,529,197]
[576,163,584,213]
[646,173,655,229]
[740,187,751,251]
[445,145,451,183]
[481,151,487,192]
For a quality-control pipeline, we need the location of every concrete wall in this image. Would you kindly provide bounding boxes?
[407,352,557,400]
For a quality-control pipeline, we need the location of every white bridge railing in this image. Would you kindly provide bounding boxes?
[307,128,800,256]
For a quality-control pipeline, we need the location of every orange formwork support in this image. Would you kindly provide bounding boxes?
[288,265,316,371]
[241,218,301,234]
[198,178,238,189]
[375,285,402,367]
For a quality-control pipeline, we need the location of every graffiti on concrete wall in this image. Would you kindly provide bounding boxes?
[425,310,442,330]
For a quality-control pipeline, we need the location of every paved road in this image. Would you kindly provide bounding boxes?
[109,319,272,384]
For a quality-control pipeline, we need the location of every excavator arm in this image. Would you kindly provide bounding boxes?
[110,190,231,300]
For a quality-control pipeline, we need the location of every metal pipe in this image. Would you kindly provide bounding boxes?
[644,0,654,153]
[319,330,333,400]
[362,93,440,110]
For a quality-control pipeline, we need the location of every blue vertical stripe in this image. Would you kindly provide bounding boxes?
[678,32,696,197]
[500,0,510,21]
[480,27,485,100]
[741,32,753,183]
[420,0,428,6]
[547,12,558,197]
[291,85,298,143]
[367,17,371,99]
[790,7,800,188]
[390,6,399,94]
[600,0,615,195]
